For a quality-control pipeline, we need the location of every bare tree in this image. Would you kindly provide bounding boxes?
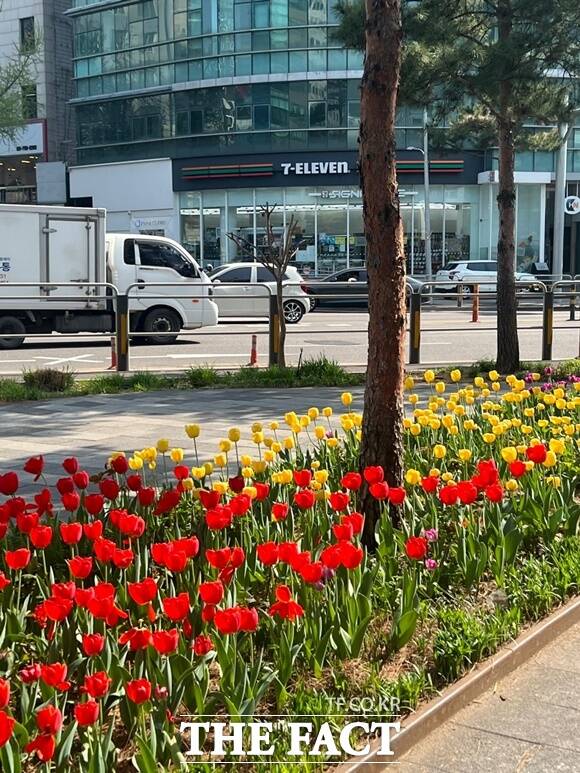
[227,203,304,368]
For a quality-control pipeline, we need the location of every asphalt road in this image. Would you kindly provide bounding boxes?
[0,304,578,376]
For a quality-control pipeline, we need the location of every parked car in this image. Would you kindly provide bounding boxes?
[302,268,425,309]
[210,263,310,323]
[434,261,537,292]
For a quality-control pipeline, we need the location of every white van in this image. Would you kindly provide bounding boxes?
[0,204,218,348]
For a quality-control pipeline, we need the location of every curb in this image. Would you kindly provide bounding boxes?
[339,594,580,772]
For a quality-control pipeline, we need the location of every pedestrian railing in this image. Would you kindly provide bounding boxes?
[0,278,578,373]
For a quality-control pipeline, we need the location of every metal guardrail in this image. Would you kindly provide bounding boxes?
[0,278,579,372]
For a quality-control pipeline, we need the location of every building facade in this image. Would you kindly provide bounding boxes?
[0,0,75,204]
[66,0,580,275]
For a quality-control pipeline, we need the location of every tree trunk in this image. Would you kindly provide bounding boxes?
[277,280,286,368]
[359,0,405,550]
[495,0,519,374]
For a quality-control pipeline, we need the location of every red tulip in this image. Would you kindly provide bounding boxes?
[293,489,315,510]
[337,541,364,569]
[333,522,353,541]
[329,491,350,511]
[62,457,79,474]
[99,478,120,500]
[438,485,459,506]
[84,494,105,516]
[205,506,233,530]
[269,585,304,621]
[342,512,364,535]
[229,495,251,517]
[25,733,56,761]
[298,561,324,584]
[271,502,289,522]
[30,524,53,549]
[36,705,62,734]
[5,548,30,570]
[51,581,76,600]
[43,597,74,622]
[485,483,504,503]
[214,608,242,635]
[370,481,389,500]
[126,474,142,491]
[119,627,152,651]
[0,572,11,591]
[83,521,103,541]
[60,522,82,544]
[111,455,129,474]
[472,459,499,488]
[192,634,214,656]
[56,477,75,495]
[239,606,259,632]
[0,678,9,709]
[254,482,270,501]
[117,512,145,539]
[173,464,190,480]
[82,633,105,656]
[0,472,19,496]
[256,542,279,566]
[83,671,112,699]
[509,460,527,478]
[278,541,299,564]
[151,629,179,655]
[526,444,547,464]
[16,511,39,535]
[73,471,90,490]
[199,581,224,605]
[111,547,134,569]
[67,556,93,579]
[34,488,53,516]
[23,455,44,481]
[128,577,157,605]
[293,469,312,488]
[40,662,70,691]
[74,700,100,726]
[421,476,439,493]
[0,710,14,748]
[388,487,406,505]
[61,492,81,512]
[199,489,221,510]
[162,592,190,621]
[228,476,244,493]
[405,536,428,561]
[456,481,478,505]
[363,466,384,485]
[341,472,362,491]
[125,678,151,704]
[154,487,182,515]
[137,487,156,507]
[174,536,199,558]
[93,537,116,563]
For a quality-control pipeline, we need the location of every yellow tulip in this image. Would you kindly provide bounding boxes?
[191,466,205,480]
[252,432,264,444]
[314,470,329,484]
[251,422,263,433]
[435,381,446,394]
[501,447,518,463]
[128,456,143,470]
[405,469,421,485]
[264,450,275,463]
[228,427,241,443]
[327,437,339,448]
[185,424,200,439]
[483,433,496,444]
[212,481,229,494]
[243,486,257,499]
[241,466,253,479]
[488,370,499,381]
[505,479,518,492]
[458,449,472,462]
[341,392,353,407]
[156,439,170,453]
[284,436,295,450]
[404,375,415,390]
[322,407,333,417]
[219,439,232,453]
[441,472,454,482]
[214,453,227,467]
[543,451,557,467]
[546,476,561,488]
[308,407,320,420]
[450,369,461,382]
[433,444,447,459]
[474,377,485,388]
[181,478,194,491]
[240,454,252,467]
[424,369,435,383]
[410,424,421,436]
[269,421,279,431]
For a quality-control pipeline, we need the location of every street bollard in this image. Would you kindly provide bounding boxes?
[570,289,577,321]
[108,335,117,370]
[471,285,480,323]
[457,283,464,309]
[409,291,421,365]
[541,290,554,362]
[268,295,280,367]
[249,334,258,367]
[115,294,130,373]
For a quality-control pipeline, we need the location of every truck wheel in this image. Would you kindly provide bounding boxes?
[283,300,305,324]
[0,316,26,349]
[142,308,181,345]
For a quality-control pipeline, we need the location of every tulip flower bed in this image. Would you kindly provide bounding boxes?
[0,368,578,771]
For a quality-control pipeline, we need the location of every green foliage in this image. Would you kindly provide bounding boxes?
[22,367,75,393]
[0,26,40,140]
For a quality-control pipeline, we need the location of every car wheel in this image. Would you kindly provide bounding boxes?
[309,297,317,311]
[283,300,305,324]
[0,316,26,349]
[142,308,181,344]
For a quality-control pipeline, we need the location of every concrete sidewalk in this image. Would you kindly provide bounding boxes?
[0,386,365,478]
[396,620,580,772]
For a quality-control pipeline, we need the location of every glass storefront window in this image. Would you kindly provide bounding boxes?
[516,184,542,270]
[180,192,202,262]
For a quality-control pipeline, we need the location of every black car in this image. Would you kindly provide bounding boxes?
[303,269,425,309]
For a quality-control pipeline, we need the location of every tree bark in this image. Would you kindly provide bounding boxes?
[495,0,520,374]
[277,279,286,368]
[359,0,405,550]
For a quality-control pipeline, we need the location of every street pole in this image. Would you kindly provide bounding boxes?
[422,107,432,281]
[552,121,569,278]
[407,107,432,280]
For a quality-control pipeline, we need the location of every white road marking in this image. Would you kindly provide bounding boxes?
[130,353,246,360]
[34,354,104,366]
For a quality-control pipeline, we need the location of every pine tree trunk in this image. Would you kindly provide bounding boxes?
[495,0,519,374]
[359,0,405,550]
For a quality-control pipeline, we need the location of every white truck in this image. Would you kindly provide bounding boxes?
[0,204,218,349]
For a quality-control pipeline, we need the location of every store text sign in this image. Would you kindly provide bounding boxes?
[281,161,350,175]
